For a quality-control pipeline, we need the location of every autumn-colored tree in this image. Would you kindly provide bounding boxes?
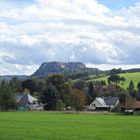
[67,88,86,112]
[125,96,136,109]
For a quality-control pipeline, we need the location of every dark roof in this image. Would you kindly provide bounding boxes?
[16,92,24,101]
[16,93,37,104]
[103,97,119,106]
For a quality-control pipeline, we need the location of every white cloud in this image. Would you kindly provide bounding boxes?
[0,0,140,74]
[86,63,140,71]
[0,63,39,75]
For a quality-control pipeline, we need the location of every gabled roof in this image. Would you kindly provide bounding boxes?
[91,96,119,107]
[103,97,119,106]
[16,93,37,104]
[96,97,107,106]
[16,93,24,103]
[27,94,37,103]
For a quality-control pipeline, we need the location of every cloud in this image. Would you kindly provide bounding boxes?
[86,63,140,71]
[0,0,140,74]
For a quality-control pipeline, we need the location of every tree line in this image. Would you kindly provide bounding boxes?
[0,75,87,111]
[0,70,140,111]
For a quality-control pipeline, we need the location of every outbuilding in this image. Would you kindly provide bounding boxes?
[88,96,119,111]
[16,92,39,111]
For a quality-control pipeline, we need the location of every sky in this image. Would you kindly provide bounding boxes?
[0,0,140,75]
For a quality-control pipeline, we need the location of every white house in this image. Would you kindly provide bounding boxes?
[88,97,119,111]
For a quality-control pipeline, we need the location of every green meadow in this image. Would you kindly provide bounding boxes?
[0,112,140,140]
[88,72,140,89]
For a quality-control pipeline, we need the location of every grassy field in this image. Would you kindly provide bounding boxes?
[0,112,140,140]
[88,72,140,89]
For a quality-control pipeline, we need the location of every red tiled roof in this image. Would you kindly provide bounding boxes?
[134,101,140,108]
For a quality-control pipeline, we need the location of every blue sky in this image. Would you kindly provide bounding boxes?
[0,0,140,75]
[98,0,140,9]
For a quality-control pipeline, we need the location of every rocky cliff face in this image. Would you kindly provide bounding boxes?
[31,61,100,77]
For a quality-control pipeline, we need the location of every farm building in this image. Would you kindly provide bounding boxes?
[130,101,140,114]
[88,96,119,111]
[133,101,140,111]
[16,92,43,111]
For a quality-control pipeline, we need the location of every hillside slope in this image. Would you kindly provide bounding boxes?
[0,75,28,81]
[88,72,140,89]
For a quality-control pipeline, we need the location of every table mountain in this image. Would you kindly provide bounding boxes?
[31,61,101,78]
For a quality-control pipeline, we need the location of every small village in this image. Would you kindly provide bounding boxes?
[1,67,139,116]
[0,0,140,139]
[16,89,140,115]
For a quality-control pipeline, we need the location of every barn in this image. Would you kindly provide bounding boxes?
[16,92,39,111]
[88,97,119,111]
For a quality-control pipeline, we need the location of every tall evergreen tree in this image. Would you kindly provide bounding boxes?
[128,80,135,96]
[39,74,67,110]
[47,74,66,102]
[136,81,140,100]
[0,85,17,111]
[137,81,140,92]
[40,83,60,110]
[87,82,96,104]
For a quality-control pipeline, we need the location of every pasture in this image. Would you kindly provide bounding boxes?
[0,112,140,140]
[88,72,140,89]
